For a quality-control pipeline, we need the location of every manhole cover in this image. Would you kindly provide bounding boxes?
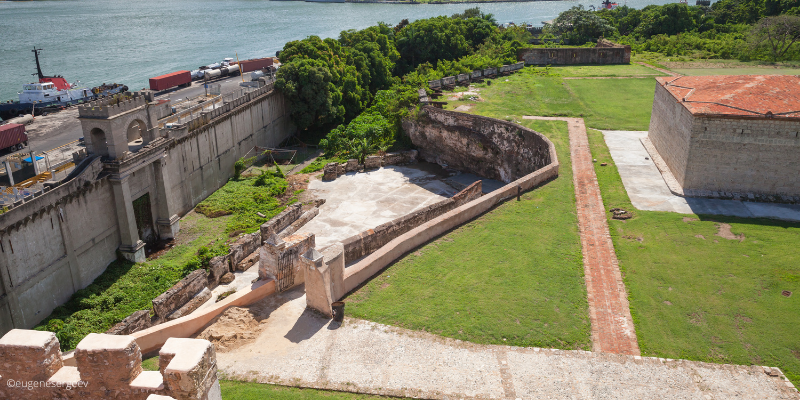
[782,290,792,297]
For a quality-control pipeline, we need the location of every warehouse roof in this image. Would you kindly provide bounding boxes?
[656,75,800,118]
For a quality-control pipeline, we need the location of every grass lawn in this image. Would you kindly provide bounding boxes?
[443,66,656,130]
[346,119,591,350]
[549,64,666,77]
[586,128,800,386]
[220,380,400,399]
[672,67,800,76]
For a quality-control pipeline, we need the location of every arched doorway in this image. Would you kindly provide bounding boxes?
[89,128,109,157]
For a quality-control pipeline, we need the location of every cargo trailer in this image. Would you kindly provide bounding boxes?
[0,124,28,153]
[149,71,192,91]
[239,58,273,73]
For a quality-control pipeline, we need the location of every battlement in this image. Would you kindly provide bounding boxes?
[0,329,221,400]
[78,92,148,119]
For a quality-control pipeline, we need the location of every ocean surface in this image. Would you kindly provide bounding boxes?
[0,0,675,101]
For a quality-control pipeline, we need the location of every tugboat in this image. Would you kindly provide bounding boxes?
[600,0,619,9]
[0,48,128,120]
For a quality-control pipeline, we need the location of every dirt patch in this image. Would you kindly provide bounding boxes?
[695,234,705,240]
[610,208,633,220]
[454,104,474,112]
[195,307,263,352]
[278,173,312,204]
[683,217,698,222]
[715,223,745,241]
[663,300,672,306]
[688,312,705,326]
[623,235,644,242]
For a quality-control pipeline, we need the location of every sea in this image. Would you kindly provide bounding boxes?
[0,0,677,101]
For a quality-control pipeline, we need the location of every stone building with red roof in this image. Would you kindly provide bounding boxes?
[647,75,800,202]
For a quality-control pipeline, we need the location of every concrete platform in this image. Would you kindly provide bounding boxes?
[212,286,799,400]
[296,164,460,250]
[601,131,800,222]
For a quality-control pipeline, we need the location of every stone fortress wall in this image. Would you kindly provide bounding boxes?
[0,329,220,400]
[648,81,800,202]
[0,83,294,335]
[517,39,631,66]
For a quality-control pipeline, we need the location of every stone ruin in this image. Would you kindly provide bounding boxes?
[0,329,220,400]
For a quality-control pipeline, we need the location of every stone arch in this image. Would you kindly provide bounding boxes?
[126,118,147,143]
[90,128,109,157]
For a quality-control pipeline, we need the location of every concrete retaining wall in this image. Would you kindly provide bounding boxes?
[0,87,294,335]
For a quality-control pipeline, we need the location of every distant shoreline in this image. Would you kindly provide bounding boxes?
[273,0,552,4]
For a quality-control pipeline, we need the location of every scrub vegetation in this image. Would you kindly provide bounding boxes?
[35,166,290,350]
[346,120,592,351]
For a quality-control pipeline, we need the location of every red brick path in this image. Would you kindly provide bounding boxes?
[523,116,640,356]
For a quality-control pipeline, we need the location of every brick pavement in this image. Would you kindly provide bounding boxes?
[523,116,640,356]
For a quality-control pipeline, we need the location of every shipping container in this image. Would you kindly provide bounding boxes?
[149,70,192,91]
[239,58,273,73]
[0,124,28,152]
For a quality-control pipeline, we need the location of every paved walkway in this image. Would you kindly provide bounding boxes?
[602,130,800,222]
[211,287,799,400]
[523,117,639,356]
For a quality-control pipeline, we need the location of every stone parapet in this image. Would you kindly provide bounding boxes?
[0,329,220,400]
[78,94,148,119]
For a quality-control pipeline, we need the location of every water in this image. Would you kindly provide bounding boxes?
[0,0,675,101]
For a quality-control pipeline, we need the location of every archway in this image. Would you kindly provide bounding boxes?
[89,128,109,157]
[126,119,147,143]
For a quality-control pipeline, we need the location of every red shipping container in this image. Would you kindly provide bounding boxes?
[239,58,273,73]
[149,70,191,91]
[0,124,27,151]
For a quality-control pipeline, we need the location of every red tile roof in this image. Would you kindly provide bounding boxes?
[656,75,800,118]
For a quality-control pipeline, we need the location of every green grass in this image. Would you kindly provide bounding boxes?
[444,66,657,130]
[673,68,800,76]
[548,64,666,77]
[195,174,287,234]
[346,119,591,350]
[586,128,800,386]
[300,156,348,174]
[220,380,401,399]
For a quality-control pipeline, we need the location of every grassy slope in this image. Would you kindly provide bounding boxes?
[220,380,402,399]
[346,119,591,350]
[586,128,800,385]
[445,67,656,130]
[548,64,666,77]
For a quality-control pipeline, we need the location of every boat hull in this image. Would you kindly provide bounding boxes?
[0,84,128,120]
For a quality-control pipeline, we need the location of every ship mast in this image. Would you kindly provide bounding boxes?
[32,47,44,80]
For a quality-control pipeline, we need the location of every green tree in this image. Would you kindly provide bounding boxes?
[275,58,344,131]
[544,6,617,44]
[748,15,800,60]
[634,4,709,37]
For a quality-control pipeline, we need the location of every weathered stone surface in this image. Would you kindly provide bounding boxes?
[230,232,260,267]
[219,272,235,285]
[107,310,152,335]
[279,207,319,239]
[341,181,482,263]
[160,338,219,400]
[152,270,208,320]
[345,159,359,172]
[404,107,552,183]
[259,203,302,239]
[167,288,212,320]
[207,255,230,287]
[518,41,630,65]
[401,149,418,164]
[322,162,338,180]
[259,232,315,286]
[0,329,63,382]
[75,333,142,389]
[364,156,382,170]
[383,152,404,165]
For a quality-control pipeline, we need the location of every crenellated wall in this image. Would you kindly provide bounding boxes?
[0,84,294,336]
[0,329,220,400]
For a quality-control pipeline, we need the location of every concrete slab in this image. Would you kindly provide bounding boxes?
[446,172,505,193]
[211,287,798,400]
[601,131,800,222]
[296,164,460,250]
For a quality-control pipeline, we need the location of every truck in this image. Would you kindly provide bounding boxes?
[0,124,28,153]
[239,58,273,73]
[149,70,192,91]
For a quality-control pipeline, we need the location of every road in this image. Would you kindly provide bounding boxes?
[21,74,253,155]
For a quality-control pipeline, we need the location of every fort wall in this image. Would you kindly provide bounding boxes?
[517,41,631,66]
[648,82,800,201]
[0,86,293,335]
